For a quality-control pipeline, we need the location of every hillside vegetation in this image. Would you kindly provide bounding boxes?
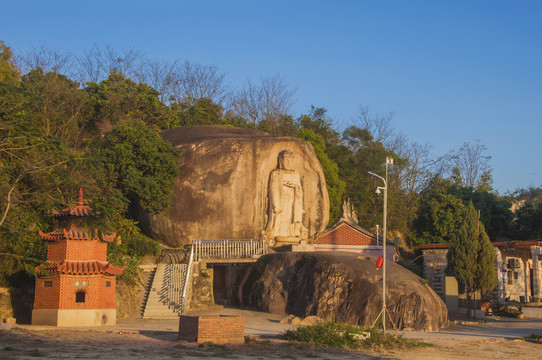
[1,41,540,290]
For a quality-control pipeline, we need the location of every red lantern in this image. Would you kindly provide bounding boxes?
[376,256,383,269]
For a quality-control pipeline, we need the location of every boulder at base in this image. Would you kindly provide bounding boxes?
[243,252,448,331]
[137,126,330,247]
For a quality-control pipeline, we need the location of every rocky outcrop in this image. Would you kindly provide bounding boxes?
[243,252,448,331]
[138,126,330,247]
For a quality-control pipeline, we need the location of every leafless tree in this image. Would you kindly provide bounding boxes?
[135,59,179,103]
[354,105,407,151]
[16,44,74,75]
[233,74,296,126]
[446,140,493,190]
[395,141,435,195]
[170,61,229,105]
[76,45,143,83]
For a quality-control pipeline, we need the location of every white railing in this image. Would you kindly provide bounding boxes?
[193,238,268,261]
[180,245,194,315]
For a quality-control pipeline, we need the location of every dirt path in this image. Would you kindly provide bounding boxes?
[1,327,541,360]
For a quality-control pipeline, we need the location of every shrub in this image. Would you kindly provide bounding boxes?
[125,233,160,257]
[280,323,432,350]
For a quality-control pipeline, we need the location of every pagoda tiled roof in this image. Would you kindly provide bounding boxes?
[36,260,125,276]
[51,188,93,217]
[39,225,116,243]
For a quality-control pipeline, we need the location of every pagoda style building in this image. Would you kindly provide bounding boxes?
[32,188,125,326]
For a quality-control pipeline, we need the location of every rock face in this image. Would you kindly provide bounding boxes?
[243,252,448,331]
[139,126,330,247]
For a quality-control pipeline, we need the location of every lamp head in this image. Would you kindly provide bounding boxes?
[375,187,381,195]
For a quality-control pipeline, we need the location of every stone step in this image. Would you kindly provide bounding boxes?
[142,263,190,319]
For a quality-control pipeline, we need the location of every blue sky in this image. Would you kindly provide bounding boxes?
[2,0,541,193]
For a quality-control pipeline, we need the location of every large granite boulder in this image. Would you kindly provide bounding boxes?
[242,252,448,331]
[138,126,330,247]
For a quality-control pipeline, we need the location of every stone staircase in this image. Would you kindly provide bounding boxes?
[142,263,188,319]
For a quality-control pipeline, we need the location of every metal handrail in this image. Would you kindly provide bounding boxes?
[180,244,194,315]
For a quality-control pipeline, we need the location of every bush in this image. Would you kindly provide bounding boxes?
[125,233,160,257]
[107,241,141,286]
[525,333,542,344]
[280,323,432,350]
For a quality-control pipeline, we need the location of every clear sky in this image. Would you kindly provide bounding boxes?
[2,0,541,194]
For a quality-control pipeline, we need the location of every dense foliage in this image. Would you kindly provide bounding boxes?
[0,42,173,285]
[1,41,539,289]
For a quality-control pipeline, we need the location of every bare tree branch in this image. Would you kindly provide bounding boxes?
[76,45,143,84]
[16,44,74,75]
[135,59,179,103]
[233,74,296,126]
[170,61,230,105]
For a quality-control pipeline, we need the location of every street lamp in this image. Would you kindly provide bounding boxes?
[368,156,393,334]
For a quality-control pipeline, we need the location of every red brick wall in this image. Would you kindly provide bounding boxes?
[33,276,61,309]
[52,275,114,310]
[34,274,116,310]
[315,223,375,246]
[47,241,67,262]
[95,242,107,262]
[65,240,107,261]
[101,276,116,309]
[179,315,244,343]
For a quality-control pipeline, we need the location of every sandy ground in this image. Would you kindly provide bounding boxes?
[1,310,541,360]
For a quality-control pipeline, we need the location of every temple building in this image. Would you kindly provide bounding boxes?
[313,199,399,261]
[419,240,542,314]
[32,188,124,326]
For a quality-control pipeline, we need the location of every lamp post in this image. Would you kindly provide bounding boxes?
[368,156,393,333]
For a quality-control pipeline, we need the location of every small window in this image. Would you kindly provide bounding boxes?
[105,281,111,287]
[75,291,86,303]
[514,272,519,280]
[74,280,89,287]
[43,281,53,288]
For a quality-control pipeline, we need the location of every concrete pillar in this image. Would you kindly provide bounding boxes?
[532,246,541,302]
[494,248,505,303]
[521,259,531,302]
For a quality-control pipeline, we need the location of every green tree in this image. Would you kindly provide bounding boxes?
[0,41,20,84]
[101,120,179,214]
[450,185,513,240]
[258,114,298,136]
[447,202,480,316]
[476,223,497,293]
[21,68,89,147]
[85,73,171,133]
[175,97,224,127]
[339,125,409,235]
[298,128,345,223]
[447,202,497,317]
[510,187,542,240]
[298,106,341,147]
[410,190,466,247]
